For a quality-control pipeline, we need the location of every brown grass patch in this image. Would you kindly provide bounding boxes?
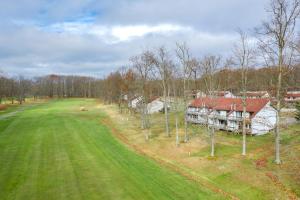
[0,104,7,111]
[256,157,268,169]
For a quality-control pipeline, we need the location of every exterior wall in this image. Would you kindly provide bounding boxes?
[285,96,300,102]
[224,92,235,98]
[187,107,250,131]
[227,120,239,131]
[147,99,164,114]
[129,96,142,108]
[251,104,277,135]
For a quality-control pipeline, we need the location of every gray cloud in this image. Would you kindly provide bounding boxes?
[0,0,270,77]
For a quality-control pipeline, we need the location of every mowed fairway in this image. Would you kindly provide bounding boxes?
[0,99,223,200]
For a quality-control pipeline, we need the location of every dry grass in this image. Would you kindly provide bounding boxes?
[0,104,7,111]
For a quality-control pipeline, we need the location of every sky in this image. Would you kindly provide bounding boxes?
[0,0,271,77]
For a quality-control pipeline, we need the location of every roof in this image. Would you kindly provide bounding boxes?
[148,96,160,103]
[189,97,270,117]
[285,93,300,98]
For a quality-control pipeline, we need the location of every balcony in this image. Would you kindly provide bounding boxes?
[186,110,201,115]
[186,116,206,124]
[227,116,247,121]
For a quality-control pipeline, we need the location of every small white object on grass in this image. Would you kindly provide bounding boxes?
[80,107,87,111]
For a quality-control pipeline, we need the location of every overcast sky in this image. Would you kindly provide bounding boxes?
[0,0,271,77]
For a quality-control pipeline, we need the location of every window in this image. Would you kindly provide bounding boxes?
[236,112,242,118]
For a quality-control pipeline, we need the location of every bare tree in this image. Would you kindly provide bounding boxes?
[256,0,300,164]
[200,55,221,157]
[170,64,181,146]
[152,47,172,137]
[233,29,256,156]
[176,42,193,142]
[131,51,154,140]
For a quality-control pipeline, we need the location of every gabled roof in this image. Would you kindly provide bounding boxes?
[148,96,160,103]
[189,97,270,117]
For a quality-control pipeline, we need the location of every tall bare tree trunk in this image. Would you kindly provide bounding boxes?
[211,126,215,157]
[183,79,188,142]
[275,49,283,164]
[242,99,247,156]
[242,69,247,156]
[163,81,170,137]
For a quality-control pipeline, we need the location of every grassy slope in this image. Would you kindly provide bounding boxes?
[0,99,223,200]
[102,104,300,200]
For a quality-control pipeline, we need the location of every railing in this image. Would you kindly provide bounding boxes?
[213,114,227,120]
[186,110,201,115]
[186,117,206,124]
[227,116,248,121]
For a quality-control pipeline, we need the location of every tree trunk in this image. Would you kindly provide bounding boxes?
[275,48,283,164]
[242,69,247,156]
[163,81,170,137]
[175,111,179,146]
[183,79,188,142]
[211,126,215,157]
[242,103,247,156]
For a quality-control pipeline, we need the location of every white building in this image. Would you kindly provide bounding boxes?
[243,91,270,99]
[285,91,300,103]
[212,91,236,98]
[186,97,277,135]
[147,97,167,114]
[129,96,169,114]
[128,96,143,109]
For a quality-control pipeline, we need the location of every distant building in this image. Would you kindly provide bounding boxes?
[212,91,236,98]
[147,97,169,114]
[243,91,270,99]
[128,96,143,109]
[196,91,206,98]
[129,96,169,114]
[285,91,300,103]
[186,97,277,135]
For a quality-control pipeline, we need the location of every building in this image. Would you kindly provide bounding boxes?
[128,96,143,109]
[212,91,236,98]
[147,97,168,114]
[243,91,270,99]
[186,97,277,135]
[129,96,169,114]
[196,91,206,98]
[284,91,300,103]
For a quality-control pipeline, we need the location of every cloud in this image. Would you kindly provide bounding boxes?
[0,0,270,77]
[36,20,192,43]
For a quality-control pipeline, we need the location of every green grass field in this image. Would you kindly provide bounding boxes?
[0,99,224,200]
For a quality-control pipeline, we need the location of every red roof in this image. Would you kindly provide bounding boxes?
[189,97,270,117]
[285,93,300,98]
[148,96,160,103]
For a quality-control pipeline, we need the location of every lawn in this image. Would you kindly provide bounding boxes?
[0,99,224,200]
